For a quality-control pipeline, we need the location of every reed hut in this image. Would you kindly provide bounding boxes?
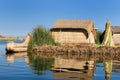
[111,26,120,46]
[50,20,96,45]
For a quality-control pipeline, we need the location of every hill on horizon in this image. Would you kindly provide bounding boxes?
[0,34,25,41]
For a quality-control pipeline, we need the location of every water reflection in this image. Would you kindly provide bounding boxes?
[51,57,96,80]
[103,60,112,80]
[6,52,28,65]
[6,53,55,75]
[113,60,120,73]
[28,54,54,75]
[51,56,120,80]
[103,60,120,80]
[5,52,120,80]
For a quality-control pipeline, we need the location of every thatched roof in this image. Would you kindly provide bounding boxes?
[111,26,120,34]
[51,20,94,35]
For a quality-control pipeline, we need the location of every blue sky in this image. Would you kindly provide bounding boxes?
[0,0,120,36]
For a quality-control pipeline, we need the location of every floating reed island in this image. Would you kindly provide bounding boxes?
[28,20,120,61]
[33,45,120,60]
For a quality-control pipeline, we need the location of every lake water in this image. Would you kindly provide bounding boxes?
[0,41,120,80]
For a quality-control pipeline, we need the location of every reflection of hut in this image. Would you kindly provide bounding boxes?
[52,57,95,80]
[112,61,120,73]
[52,58,95,71]
[111,26,120,46]
[53,72,93,80]
[50,20,96,45]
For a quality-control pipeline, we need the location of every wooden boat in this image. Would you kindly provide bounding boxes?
[6,33,31,52]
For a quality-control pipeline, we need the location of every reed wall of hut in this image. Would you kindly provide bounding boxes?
[111,26,120,46]
[50,20,96,45]
[112,34,120,45]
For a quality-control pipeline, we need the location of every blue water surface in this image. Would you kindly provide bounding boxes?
[0,41,56,80]
[0,41,120,80]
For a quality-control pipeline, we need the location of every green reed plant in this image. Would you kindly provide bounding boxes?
[28,25,57,53]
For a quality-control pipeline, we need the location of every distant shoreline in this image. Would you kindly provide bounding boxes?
[0,34,25,41]
[0,37,25,41]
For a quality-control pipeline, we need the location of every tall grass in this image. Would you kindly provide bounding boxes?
[28,26,57,53]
